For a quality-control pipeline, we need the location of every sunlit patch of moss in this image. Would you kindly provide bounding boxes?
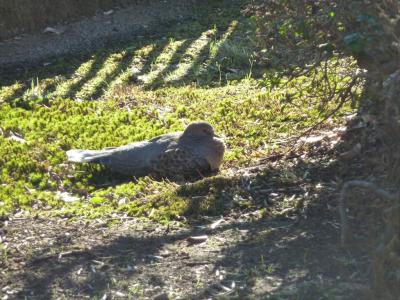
[0,0,359,220]
[52,57,100,99]
[138,39,188,86]
[0,82,24,103]
[116,176,233,222]
[0,66,355,217]
[0,97,182,216]
[120,191,189,223]
[136,44,157,58]
[163,29,216,83]
[74,52,131,100]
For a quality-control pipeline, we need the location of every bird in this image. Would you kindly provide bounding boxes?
[66,121,225,179]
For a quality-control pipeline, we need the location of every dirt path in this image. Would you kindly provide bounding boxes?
[0,0,196,72]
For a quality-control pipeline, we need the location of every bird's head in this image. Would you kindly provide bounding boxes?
[182,121,218,139]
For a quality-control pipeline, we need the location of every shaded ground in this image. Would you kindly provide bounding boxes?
[0,0,156,40]
[1,213,367,299]
[0,0,197,71]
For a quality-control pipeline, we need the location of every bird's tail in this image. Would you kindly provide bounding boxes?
[66,149,112,163]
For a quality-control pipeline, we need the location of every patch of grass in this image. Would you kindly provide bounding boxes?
[0,0,358,220]
[0,62,355,219]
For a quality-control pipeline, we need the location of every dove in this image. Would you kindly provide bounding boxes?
[66,121,225,179]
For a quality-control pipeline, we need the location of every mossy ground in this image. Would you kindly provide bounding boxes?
[0,0,356,222]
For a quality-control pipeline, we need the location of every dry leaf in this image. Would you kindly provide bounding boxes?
[56,191,80,202]
[43,27,63,35]
[8,132,26,143]
[209,218,224,230]
[300,135,324,144]
[103,9,114,15]
[113,291,127,297]
[187,235,208,244]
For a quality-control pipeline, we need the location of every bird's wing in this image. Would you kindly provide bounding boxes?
[96,141,168,177]
[150,147,211,178]
[148,132,180,143]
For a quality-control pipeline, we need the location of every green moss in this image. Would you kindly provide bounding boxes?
[0,0,358,220]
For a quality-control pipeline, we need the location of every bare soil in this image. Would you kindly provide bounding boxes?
[0,208,369,299]
[0,0,148,40]
[0,0,197,72]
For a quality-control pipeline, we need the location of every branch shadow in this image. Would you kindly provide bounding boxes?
[1,0,258,103]
[62,53,109,100]
[143,38,197,90]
